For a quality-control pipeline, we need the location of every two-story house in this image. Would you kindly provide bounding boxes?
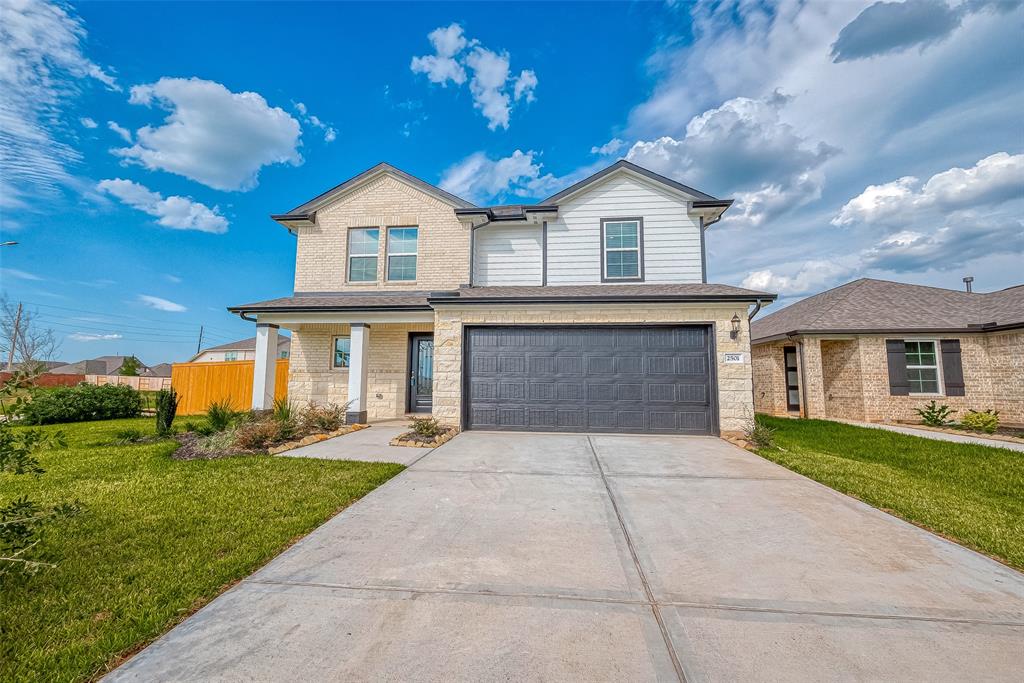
[229,160,776,436]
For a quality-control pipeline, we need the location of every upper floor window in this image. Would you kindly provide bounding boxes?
[905,340,940,394]
[348,228,379,282]
[602,219,642,281]
[387,227,418,281]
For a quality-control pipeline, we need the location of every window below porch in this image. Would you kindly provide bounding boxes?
[333,336,351,368]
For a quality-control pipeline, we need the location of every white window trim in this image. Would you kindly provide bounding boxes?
[332,335,351,371]
[386,226,418,282]
[601,218,643,282]
[906,338,944,397]
[347,227,380,284]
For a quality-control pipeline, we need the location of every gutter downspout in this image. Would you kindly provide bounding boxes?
[467,218,492,287]
[237,311,257,323]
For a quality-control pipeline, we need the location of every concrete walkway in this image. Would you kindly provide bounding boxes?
[840,420,1024,452]
[107,432,1024,682]
[277,419,432,465]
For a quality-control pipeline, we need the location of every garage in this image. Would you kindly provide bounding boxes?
[464,325,716,434]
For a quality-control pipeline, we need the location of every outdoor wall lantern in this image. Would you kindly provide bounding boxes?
[730,314,741,339]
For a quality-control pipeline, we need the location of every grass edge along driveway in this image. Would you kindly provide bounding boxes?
[1,418,404,683]
[755,415,1024,571]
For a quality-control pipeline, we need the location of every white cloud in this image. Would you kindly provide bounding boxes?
[0,0,118,208]
[79,116,98,128]
[743,259,856,296]
[627,93,838,228]
[293,102,337,143]
[0,267,43,281]
[409,23,469,85]
[410,23,537,129]
[513,69,538,102]
[97,178,229,233]
[440,150,602,203]
[114,77,302,191]
[69,332,122,342]
[163,273,182,284]
[591,138,626,156]
[832,152,1024,226]
[137,294,186,313]
[107,120,131,142]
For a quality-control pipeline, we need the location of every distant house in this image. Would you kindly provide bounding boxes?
[51,355,145,375]
[190,336,291,363]
[50,355,172,390]
[751,278,1024,426]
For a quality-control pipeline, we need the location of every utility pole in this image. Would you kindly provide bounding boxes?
[196,325,204,354]
[6,302,22,371]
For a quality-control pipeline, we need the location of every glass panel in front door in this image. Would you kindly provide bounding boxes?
[417,340,433,399]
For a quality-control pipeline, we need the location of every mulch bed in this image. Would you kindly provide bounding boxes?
[893,421,1024,445]
[389,427,458,448]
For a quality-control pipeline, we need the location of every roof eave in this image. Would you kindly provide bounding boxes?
[751,322,1024,344]
[543,159,719,204]
[429,293,776,305]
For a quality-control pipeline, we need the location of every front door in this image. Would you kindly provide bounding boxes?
[408,333,434,413]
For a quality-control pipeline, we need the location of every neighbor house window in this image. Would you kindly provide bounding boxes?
[905,340,940,394]
[333,337,350,368]
[347,228,379,282]
[602,219,641,280]
[278,350,289,359]
[387,227,418,281]
[224,351,238,361]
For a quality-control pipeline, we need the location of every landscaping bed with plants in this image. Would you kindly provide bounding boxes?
[390,416,458,448]
[750,414,1024,570]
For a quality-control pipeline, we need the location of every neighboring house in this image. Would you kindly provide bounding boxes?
[750,278,1024,425]
[190,337,291,363]
[145,363,173,378]
[229,160,775,436]
[51,355,146,376]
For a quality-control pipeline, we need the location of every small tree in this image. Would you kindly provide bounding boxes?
[155,388,179,436]
[1,295,60,370]
[0,368,80,581]
[118,356,141,377]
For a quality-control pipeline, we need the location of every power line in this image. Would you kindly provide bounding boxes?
[20,300,246,336]
[35,315,236,341]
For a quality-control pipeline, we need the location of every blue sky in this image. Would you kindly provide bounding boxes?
[1,0,1022,365]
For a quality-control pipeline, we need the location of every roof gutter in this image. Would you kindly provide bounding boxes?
[693,199,734,228]
[751,321,1024,345]
[428,293,777,306]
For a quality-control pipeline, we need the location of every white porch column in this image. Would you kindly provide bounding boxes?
[251,323,279,410]
[346,323,371,423]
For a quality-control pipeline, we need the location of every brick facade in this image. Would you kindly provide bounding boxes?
[292,174,470,292]
[431,303,757,435]
[287,322,433,420]
[753,331,1024,425]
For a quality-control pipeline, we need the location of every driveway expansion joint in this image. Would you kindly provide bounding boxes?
[586,435,689,683]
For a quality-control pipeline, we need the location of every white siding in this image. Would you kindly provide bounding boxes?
[546,174,703,285]
[474,224,543,285]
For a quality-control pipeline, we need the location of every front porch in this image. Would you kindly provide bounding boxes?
[250,312,436,424]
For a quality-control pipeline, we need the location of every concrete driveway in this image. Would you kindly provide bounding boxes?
[108,432,1024,682]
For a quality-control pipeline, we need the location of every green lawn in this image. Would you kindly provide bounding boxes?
[1,418,404,682]
[755,415,1024,570]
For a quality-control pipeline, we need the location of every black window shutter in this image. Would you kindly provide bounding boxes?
[940,339,966,396]
[885,339,910,395]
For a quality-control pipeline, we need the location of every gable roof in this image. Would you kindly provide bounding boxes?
[543,159,721,204]
[50,355,147,375]
[272,162,476,226]
[750,278,1024,342]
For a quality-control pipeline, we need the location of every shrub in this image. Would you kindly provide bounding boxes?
[744,417,777,450]
[112,428,146,445]
[409,416,444,438]
[206,399,237,432]
[916,401,956,427]
[194,429,238,456]
[154,388,179,437]
[233,419,285,451]
[300,402,346,433]
[18,384,143,425]
[182,420,216,436]
[961,409,999,434]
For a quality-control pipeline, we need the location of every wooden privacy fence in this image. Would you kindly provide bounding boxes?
[87,374,172,391]
[171,359,289,415]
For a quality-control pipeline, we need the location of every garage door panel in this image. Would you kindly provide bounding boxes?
[465,325,714,435]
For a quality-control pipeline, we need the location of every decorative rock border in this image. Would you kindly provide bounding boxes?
[891,421,1024,445]
[389,427,459,448]
[268,424,369,455]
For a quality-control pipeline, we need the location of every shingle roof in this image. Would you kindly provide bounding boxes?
[228,291,433,313]
[199,336,291,353]
[50,355,147,375]
[750,278,1024,342]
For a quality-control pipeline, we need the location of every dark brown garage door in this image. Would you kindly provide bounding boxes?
[464,325,715,434]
